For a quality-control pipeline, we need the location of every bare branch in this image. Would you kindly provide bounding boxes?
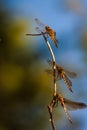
[40,31,57,95]
[47,95,58,130]
[48,105,56,130]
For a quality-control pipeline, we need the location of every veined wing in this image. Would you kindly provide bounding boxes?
[45,69,59,80]
[26,27,43,36]
[47,60,77,78]
[35,19,50,38]
[64,98,87,111]
[26,27,42,36]
[47,60,74,92]
[46,69,73,89]
[35,18,45,28]
[45,69,53,75]
[47,60,53,67]
[65,70,77,78]
[35,27,48,38]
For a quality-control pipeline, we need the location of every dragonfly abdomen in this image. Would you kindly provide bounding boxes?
[62,74,73,92]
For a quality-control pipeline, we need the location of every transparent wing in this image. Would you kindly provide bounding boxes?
[35,27,48,38]
[26,27,43,36]
[35,27,42,33]
[65,70,77,78]
[47,60,76,78]
[47,60,53,67]
[45,69,53,75]
[64,98,87,111]
[35,18,45,28]
[45,69,59,80]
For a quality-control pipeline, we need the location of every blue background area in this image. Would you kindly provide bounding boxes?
[3,0,87,129]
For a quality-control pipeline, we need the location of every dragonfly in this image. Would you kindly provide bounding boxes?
[55,93,87,123]
[46,60,77,92]
[26,18,58,48]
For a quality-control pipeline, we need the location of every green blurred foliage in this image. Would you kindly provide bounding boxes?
[0,4,62,130]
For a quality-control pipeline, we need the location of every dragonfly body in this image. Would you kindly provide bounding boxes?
[26,18,58,47]
[56,65,73,92]
[45,26,58,47]
[46,60,77,92]
[35,18,58,47]
[55,93,87,123]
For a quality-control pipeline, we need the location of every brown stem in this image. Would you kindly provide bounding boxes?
[48,105,56,130]
[48,95,57,130]
[40,31,57,95]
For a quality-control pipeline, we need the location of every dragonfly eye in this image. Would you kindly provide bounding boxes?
[45,26,51,31]
[45,26,49,28]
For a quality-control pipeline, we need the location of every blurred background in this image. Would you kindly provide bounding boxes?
[0,0,87,130]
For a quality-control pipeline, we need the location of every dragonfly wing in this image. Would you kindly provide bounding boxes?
[47,60,53,67]
[63,74,73,92]
[64,98,87,111]
[45,69,59,80]
[45,69,53,75]
[35,18,45,28]
[65,70,77,78]
[35,27,42,33]
[35,27,48,38]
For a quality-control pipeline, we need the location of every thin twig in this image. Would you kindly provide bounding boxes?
[26,30,57,95]
[40,31,57,130]
[41,32,55,61]
[48,95,57,130]
[48,105,56,130]
[26,20,87,130]
[41,31,57,95]
[26,28,57,130]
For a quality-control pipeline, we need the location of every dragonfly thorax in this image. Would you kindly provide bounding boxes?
[45,26,55,36]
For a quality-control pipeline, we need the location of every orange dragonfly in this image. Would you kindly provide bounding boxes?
[46,60,77,92]
[26,18,58,48]
[55,93,87,123]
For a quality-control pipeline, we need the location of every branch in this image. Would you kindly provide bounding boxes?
[41,31,57,95]
[48,105,56,130]
[26,27,57,130]
[26,29,57,95]
[48,94,57,130]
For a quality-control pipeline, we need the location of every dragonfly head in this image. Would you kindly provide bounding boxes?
[45,26,51,30]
